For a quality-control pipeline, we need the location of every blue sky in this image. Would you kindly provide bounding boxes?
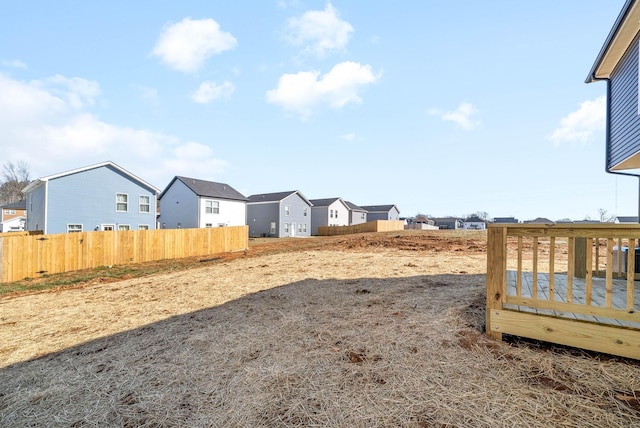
[0,1,632,221]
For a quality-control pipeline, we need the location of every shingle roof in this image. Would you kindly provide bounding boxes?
[161,176,247,201]
[616,216,639,223]
[309,197,342,207]
[344,201,366,211]
[0,200,27,210]
[359,205,397,213]
[247,190,312,205]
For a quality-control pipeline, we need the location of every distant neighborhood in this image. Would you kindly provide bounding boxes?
[0,160,634,235]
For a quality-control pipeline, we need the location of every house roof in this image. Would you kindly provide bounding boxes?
[344,201,367,212]
[524,217,554,224]
[586,0,639,82]
[309,197,343,207]
[493,217,518,223]
[247,190,312,206]
[359,204,398,213]
[22,161,160,194]
[432,217,461,223]
[0,200,27,210]
[464,216,486,223]
[616,216,639,223]
[161,176,247,201]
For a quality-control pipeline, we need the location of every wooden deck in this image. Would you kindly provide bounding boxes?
[505,271,640,329]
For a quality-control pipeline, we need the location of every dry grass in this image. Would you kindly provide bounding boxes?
[1,231,640,427]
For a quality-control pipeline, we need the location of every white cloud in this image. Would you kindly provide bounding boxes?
[286,3,354,58]
[191,80,235,104]
[0,73,229,188]
[549,96,606,145]
[266,61,380,118]
[1,59,27,69]
[429,102,480,130]
[150,17,237,73]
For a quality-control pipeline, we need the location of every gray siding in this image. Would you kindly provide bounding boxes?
[45,166,157,234]
[609,34,640,169]
[247,203,279,237]
[247,193,311,237]
[158,180,199,229]
[26,184,46,232]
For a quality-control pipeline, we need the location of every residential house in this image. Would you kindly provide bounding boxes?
[615,216,639,223]
[360,204,400,221]
[524,217,554,224]
[159,176,247,229]
[0,200,26,232]
[463,216,487,230]
[586,0,640,218]
[247,190,312,237]
[309,197,350,235]
[432,217,463,230]
[22,161,159,234]
[404,215,438,230]
[345,201,367,225]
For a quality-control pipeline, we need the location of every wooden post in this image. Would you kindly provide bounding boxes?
[574,237,587,279]
[486,226,507,341]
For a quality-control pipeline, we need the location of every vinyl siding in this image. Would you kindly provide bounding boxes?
[45,165,157,234]
[609,33,640,169]
[26,184,46,232]
[158,179,199,228]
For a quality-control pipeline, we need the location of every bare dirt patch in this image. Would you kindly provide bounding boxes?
[1,230,640,427]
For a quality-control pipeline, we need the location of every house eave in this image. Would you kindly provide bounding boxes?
[586,0,640,83]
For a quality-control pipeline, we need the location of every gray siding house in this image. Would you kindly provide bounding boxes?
[309,197,350,235]
[345,201,367,225]
[587,0,640,218]
[159,176,247,229]
[22,161,159,234]
[247,190,312,237]
[433,217,463,230]
[360,204,400,221]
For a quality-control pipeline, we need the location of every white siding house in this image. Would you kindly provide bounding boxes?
[159,176,247,229]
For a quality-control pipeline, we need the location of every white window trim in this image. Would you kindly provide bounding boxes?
[138,225,150,230]
[139,195,150,213]
[116,193,128,212]
[67,224,82,233]
[118,224,131,231]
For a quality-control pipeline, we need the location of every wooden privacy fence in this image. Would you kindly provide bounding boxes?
[0,226,248,283]
[486,223,640,360]
[317,220,405,236]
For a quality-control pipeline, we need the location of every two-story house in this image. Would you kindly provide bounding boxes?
[247,190,313,237]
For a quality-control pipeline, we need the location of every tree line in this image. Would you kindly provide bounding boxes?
[0,161,31,206]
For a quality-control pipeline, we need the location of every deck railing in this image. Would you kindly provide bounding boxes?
[486,223,640,360]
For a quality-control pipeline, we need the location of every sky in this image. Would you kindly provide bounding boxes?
[0,1,635,221]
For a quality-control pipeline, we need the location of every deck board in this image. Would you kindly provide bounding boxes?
[505,271,640,327]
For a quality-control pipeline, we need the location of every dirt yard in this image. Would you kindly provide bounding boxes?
[1,230,640,427]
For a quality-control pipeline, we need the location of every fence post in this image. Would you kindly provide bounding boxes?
[574,237,587,279]
[486,226,507,340]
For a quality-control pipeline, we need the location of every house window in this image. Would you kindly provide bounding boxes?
[4,209,15,215]
[335,210,338,218]
[205,223,213,228]
[270,222,276,234]
[67,224,82,233]
[116,193,128,212]
[205,200,220,214]
[302,223,307,233]
[303,208,308,216]
[361,213,365,220]
[139,195,150,213]
[285,205,290,216]
[118,224,130,231]
[330,209,334,218]
[284,223,290,233]
[138,225,149,230]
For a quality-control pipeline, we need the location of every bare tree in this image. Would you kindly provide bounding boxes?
[598,208,615,223]
[0,161,31,205]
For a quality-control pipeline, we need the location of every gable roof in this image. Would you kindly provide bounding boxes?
[586,0,640,82]
[359,204,398,213]
[247,190,312,206]
[464,216,486,223]
[344,201,367,212]
[160,176,247,201]
[309,197,343,207]
[616,216,639,223]
[524,217,554,224]
[22,161,160,194]
[0,200,27,210]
